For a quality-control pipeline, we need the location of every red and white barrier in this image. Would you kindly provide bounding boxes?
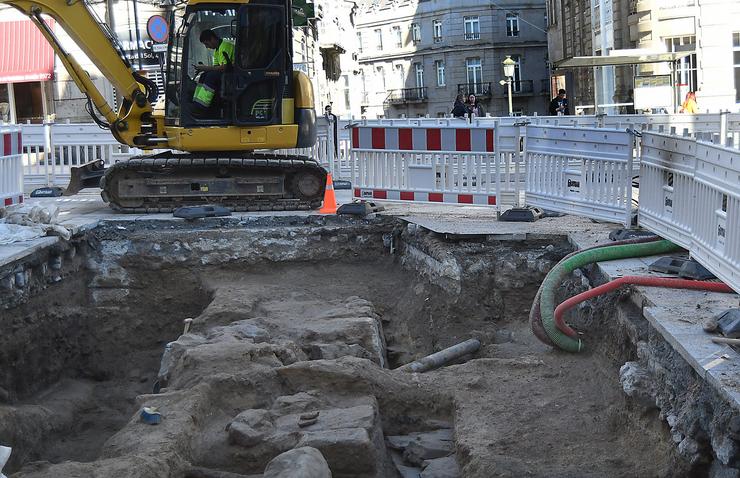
[354,188,497,205]
[350,124,511,209]
[0,127,24,207]
[351,125,495,152]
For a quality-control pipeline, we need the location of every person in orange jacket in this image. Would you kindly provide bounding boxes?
[680,91,698,113]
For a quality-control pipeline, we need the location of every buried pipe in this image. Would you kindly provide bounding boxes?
[396,339,481,373]
[554,276,735,338]
[538,240,683,352]
[530,235,664,347]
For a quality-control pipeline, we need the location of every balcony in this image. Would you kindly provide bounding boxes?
[457,82,492,99]
[500,80,534,95]
[385,87,429,104]
[464,32,481,40]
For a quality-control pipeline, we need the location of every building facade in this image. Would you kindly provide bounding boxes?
[355,0,551,118]
[548,0,740,113]
[312,0,364,118]
[0,8,56,124]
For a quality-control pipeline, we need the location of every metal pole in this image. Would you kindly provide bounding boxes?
[131,0,143,71]
[43,119,52,186]
[507,78,513,116]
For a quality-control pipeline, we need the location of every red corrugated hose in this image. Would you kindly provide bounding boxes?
[554,276,735,338]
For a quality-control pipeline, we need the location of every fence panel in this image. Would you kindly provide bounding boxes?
[524,125,634,226]
[637,132,697,249]
[350,124,501,207]
[493,123,525,207]
[21,121,136,187]
[0,126,24,207]
[689,140,740,293]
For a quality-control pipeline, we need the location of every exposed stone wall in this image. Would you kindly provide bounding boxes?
[0,239,89,311]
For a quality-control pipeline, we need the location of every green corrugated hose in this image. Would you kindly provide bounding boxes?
[540,239,683,352]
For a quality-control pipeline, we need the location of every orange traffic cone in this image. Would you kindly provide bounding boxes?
[319,173,338,214]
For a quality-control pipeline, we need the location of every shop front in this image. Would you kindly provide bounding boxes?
[0,16,55,123]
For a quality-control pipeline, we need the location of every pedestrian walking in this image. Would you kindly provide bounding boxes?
[451,94,467,118]
[548,89,569,115]
[679,91,698,113]
[466,94,484,117]
[324,104,339,156]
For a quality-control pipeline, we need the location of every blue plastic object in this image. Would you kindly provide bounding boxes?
[140,407,162,425]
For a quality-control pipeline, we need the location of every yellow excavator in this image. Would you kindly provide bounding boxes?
[4,0,327,212]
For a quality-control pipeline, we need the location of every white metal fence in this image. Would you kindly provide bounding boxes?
[691,139,740,291]
[637,132,697,248]
[637,133,740,294]
[523,125,635,226]
[12,112,740,191]
[275,116,352,180]
[0,126,24,207]
[20,121,136,187]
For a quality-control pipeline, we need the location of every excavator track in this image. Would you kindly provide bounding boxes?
[100,152,327,214]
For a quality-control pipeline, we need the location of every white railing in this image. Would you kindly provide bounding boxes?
[524,125,635,227]
[17,118,352,188]
[0,126,24,207]
[691,139,740,292]
[637,132,697,248]
[358,112,740,140]
[493,122,526,207]
[20,121,137,187]
[15,112,740,191]
[262,116,354,180]
[637,134,740,293]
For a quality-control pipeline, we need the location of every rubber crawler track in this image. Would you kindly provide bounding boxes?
[100,151,327,214]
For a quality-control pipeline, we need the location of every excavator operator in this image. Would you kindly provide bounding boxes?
[192,29,235,115]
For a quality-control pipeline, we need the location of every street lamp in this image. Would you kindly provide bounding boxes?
[499,55,516,116]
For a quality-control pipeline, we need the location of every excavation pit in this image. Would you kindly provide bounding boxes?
[0,216,736,477]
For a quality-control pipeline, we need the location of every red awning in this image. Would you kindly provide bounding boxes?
[0,18,55,83]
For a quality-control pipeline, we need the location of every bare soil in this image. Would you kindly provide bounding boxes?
[4,255,679,477]
[200,260,679,477]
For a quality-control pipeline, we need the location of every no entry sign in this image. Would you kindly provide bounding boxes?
[147,15,169,43]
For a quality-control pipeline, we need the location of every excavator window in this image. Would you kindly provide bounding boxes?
[233,5,285,124]
[165,4,287,128]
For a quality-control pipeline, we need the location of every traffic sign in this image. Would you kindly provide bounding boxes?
[147,15,169,43]
[151,43,168,53]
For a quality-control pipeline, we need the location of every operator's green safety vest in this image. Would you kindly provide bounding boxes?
[193,39,235,108]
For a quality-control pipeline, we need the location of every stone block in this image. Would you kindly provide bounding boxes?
[263,447,332,478]
[420,456,461,478]
[297,428,374,473]
[229,409,274,448]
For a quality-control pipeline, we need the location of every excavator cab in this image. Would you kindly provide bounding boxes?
[166,1,289,128]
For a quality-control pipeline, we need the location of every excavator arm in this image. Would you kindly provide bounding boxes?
[2,0,159,146]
